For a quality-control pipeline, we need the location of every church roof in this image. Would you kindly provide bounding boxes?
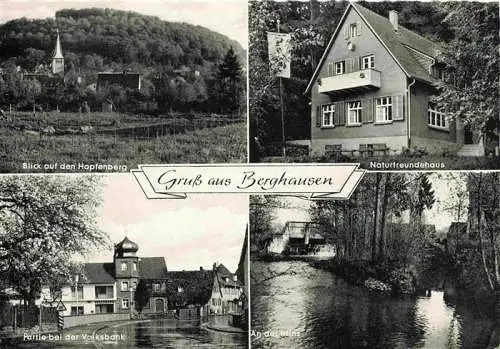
[53,30,63,59]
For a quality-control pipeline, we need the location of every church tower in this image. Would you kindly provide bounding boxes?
[52,29,64,75]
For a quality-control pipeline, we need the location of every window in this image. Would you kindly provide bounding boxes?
[335,61,345,75]
[95,286,113,299]
[347,101,362,125]
[362,55,374,69]
[133,262,137,272]
[122,298,129,309]
[121,262,127,271]
[71,286,83,300]
[178,286,184,293]
[70,306,84,316]
[121,281,129,292]
[349,23,358,37]
[153,282,161,293]
[376,97,393,122]
[428,108,448,129]
[321,104,335,127]
[95,304,114,314]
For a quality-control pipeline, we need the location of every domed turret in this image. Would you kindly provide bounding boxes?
[115,237,138,257]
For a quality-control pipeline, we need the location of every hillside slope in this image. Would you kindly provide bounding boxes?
[0,8,245,73]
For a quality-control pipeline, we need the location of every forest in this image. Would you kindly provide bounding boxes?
[249,0,499,159]
[0,8,246,115]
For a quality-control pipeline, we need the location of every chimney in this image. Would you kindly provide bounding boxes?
[389,10,398,31]
[200,266,203,271]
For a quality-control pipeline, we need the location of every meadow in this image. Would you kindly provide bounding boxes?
[0,112,246,172]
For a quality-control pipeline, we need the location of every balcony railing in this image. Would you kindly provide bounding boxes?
[318,69,381,94]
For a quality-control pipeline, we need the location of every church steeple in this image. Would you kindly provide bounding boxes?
[52,28,64,74]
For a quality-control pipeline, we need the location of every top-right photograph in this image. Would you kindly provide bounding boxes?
[249,1,499,170]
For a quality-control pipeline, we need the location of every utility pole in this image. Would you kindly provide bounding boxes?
[278,18,286,158]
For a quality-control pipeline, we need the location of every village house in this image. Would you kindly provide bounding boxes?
[96,72,142,91]
[207,263,244,316]
[305,2,487,157]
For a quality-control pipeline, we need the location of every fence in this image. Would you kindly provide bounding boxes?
[0,304,58,335]
[63,313,130,329]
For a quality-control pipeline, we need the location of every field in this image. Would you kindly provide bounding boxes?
[0,111,247,172]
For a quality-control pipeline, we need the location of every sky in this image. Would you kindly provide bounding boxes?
[0,0,248,48]
[87,174,247,273]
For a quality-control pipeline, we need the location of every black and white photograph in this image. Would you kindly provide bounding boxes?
[250,172,500,349]
[0,174,249,348]
[249,1,499,170]
[0,0,247,172]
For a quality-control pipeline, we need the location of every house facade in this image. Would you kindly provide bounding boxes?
[208,263,244,315]
[306,3,482,157]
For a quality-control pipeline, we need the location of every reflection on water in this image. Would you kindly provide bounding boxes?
[251,261,495,349]
[97,319,247,349]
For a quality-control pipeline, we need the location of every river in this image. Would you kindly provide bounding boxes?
[251,261,496,349]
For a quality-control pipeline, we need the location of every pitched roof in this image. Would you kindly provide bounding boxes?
[306,2,442,94]
[138,257,168,279]
[215,264,243,288]
[82,263,115,284]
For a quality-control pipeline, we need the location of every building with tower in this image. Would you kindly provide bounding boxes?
[51,29,64,75]
[56,237,230,320]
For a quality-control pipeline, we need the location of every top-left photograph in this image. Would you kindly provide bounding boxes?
[0,0,247,173]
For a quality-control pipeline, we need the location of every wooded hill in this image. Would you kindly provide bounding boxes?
[0,8,246,114]
[0,8,245,73]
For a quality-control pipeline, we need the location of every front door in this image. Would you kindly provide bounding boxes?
[464,125,474,144]
[155,298,164,313]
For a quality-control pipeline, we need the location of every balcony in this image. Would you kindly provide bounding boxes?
[318,69,381,95]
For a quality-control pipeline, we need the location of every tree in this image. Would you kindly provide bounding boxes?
[249,195,286,254]
[214,47,244,115]
[432,2,499,147]
[0,175,109,303]
[467,173,500,313]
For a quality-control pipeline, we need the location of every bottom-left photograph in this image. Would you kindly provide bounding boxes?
[0,174,248,349]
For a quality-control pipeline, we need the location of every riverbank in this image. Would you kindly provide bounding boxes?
[310,258,420,296]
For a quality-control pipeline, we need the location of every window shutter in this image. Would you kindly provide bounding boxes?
[327,63,333,76]
[335,101,345,126]
[316,106,321,127]
[357,22,362,36]
[353,56,360,72]
[344,25,349,40]
[393,94,404,120]
[364,97,374,123]
[345,58,353,73]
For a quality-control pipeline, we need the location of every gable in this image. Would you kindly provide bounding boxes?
[306,3,440,94]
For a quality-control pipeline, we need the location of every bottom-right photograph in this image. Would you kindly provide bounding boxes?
[250,171,499,349]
